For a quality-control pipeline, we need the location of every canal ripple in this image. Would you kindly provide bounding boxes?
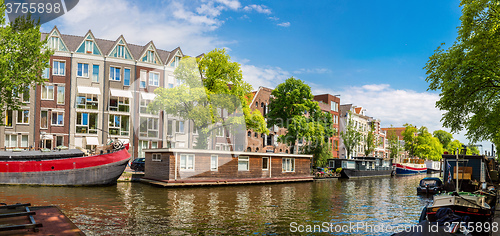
[0,174,435,235]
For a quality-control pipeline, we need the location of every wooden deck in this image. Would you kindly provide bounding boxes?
[139,176,314,187]
[0,205,83,235]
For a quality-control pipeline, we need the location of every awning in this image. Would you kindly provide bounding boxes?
[110,89,133,98]
[40,134,53,140]
[141,92,156,100]
[74,137,83,148]
[86,137,99,145]
[77,86,101,95]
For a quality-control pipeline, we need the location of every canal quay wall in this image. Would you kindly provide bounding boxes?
[139,148,313,187]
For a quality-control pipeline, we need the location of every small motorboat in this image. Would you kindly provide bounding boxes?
[417,177,443,194]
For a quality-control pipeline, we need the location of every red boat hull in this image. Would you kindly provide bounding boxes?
[0,145,131,186]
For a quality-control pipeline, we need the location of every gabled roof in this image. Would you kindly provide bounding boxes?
[74,30,104,55]
[138,41,163,65]
[45,26,69,52]
[43,26,194,64]
[166,47,183,65]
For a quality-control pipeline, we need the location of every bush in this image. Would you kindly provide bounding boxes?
[336,168,342,173]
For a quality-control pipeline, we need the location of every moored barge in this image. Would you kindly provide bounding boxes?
[327,157,393,178]
[0,143,131,186]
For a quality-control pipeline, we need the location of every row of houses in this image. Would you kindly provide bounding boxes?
[1,27,402,160]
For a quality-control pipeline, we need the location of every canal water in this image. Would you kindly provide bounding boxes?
[0,174,435,235]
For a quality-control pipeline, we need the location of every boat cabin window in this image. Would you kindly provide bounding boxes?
[342,161,355,169]
[382,160,390,167]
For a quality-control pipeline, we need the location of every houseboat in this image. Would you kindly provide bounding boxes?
[327,157,393,178]
[141,148,313,187]
[393,158,427,175]
[422,154,498,234]
[424,160,441,174]
[0,143,131,186]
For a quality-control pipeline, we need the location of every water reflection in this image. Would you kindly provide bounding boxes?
[0,174,433,235]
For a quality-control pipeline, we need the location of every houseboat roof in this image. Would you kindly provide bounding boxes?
[143,148,313,158]
[0,149,84,160]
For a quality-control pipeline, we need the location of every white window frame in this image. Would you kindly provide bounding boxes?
[77,63,89,77]
[76,94,99,110]
[51,111,64,126]
[180,154,195,171]
[109,114,130,136]
[109,96,130,112]
[109,66,121,81]
[17,109,29,124]
[152,153,161,162]
[262,157,269,170]
[42,68,50,79]
[53,60,65,76]
[57,85,65,105]
[149,72,159,86]
[124,68,131,86]
[4,134,17,148]
[211,155,218,171]
[92,64,99,82]
[40,110,48,129]
[238,156,249,171]
[21,135,29,148]
[140,70,147,88]
[176,120,184,133]
[282,158,295,172]
[41,85,54,100]
[139,117,159,138]
[85,40,94,54]
[76,112,98,134]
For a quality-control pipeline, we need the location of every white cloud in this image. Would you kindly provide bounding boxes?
[293,68,331,74]
[268,16,279,21]
[41,0,267,56]
[215,0,241,10]
[243,4,272,14]
[311,83,444,132]
[241,63,290,90]
[277,22,290,27]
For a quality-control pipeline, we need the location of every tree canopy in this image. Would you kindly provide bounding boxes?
[0,3,52,119]
[433,130,453,150]
[267,77,333,155]
[402,124,418,157]
[340,112,362,159]
[425,0,500,155]
[148,49,267,149]
[415,126,443,161]
[363,122,377,156]
[387,126,402,159]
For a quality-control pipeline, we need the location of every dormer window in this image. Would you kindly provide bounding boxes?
[47,31,67,51]
[142,46,160,64]
[170,56,181,68]
[76,35,101,55]
[110,39,132,60]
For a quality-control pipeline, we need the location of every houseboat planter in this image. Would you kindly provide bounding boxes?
[141,148,313,187]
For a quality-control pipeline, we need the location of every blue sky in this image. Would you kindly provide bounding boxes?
[37,0,487,151]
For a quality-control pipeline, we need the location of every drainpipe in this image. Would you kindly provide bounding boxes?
[269,156,272,178]
[174,152,177,180]
[68,52,73,148]
[102,57,107,145]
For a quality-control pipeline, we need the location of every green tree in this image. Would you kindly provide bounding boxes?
[425,0,500,156]
[0,4,52,119]
[466,144,480,155]
[415,126,443,161]
[447,139,463,154]
[387,126,402,159]
[402,124,418,157]
[433,130,453,150]
[363,122,377,156]
[340,112,362,159]
[149,49,267,149]
[267,77,333,154]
